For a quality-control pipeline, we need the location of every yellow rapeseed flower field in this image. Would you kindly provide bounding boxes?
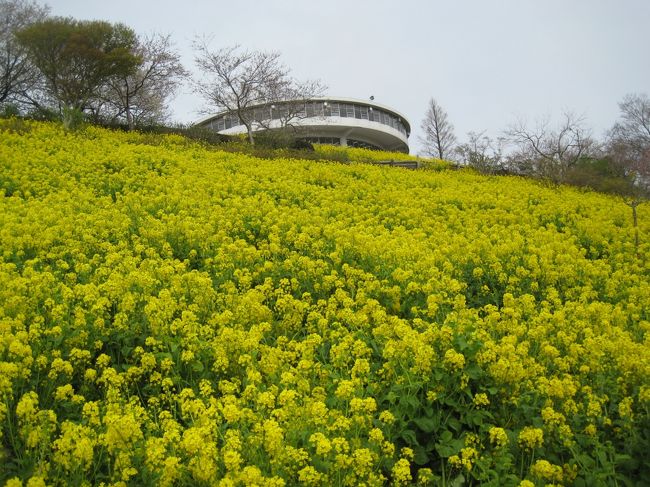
[0,120,648,486]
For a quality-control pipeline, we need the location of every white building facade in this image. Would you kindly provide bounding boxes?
[196,97,411,153]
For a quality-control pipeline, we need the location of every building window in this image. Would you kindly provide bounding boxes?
[340,104,354,118]
[208,100,409,141]
[348,138,381,150]
[302,136,340,146]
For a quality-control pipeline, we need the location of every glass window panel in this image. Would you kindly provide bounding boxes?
[297,103,306,117]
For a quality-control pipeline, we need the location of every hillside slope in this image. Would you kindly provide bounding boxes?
[1,121,648,485]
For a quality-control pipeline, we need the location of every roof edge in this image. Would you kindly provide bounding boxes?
[193,96,411,133]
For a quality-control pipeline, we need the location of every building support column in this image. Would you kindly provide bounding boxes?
[340,128,354,147]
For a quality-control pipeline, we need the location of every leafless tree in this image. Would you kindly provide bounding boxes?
[455,131,505,174]
[101,33,188,129]
[0,0,49,109]
[193,42,325,145]
[607,93,650,252]
[506,112,595,184]
[254,79,326,140]
[609,93,650,163]
[419,98,457,160]
[194,42,323,145]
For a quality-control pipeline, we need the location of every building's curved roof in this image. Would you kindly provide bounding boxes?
[195,96,411,152]
[194,96,411,136]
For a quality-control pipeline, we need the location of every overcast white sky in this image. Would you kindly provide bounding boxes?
[48,0,649,154]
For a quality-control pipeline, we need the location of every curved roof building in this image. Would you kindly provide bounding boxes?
[195,97,411,153]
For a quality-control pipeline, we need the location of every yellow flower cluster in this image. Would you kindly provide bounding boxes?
[0,120,648,485]
[488,427,509,449]
[518,427,544,451]
[313,143,447,169]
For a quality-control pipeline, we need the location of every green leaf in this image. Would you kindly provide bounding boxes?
[405,395,421,409]
[597,449,608,466]
[385,391,398,404]
[400,429,419,446]
[414,446,431,465]
[154,351,173,361]
[443,395,458,407]
[434,432,463,458]
[435,442,457,458]
[414,416,437,433]
[447,417,461,431]
[449,474,465,487]
[466,364,482,379]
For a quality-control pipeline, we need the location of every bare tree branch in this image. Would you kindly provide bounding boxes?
[192,41,325,145]
[418,98,456,159]
[607,93,650,202]
[455,131,505,174]
[193,42,283,144]
[506,111,595,183]
[100,33,188,129]
[0,0,49,109]
[609,93,650,160]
